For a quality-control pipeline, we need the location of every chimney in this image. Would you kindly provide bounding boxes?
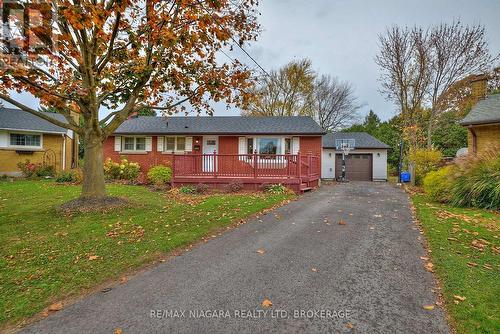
[470,74,488,105]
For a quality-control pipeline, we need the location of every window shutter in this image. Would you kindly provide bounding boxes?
[292,137,300,154]
[238,137,247,154]
[185,137,193,152]
[0,132,7,148]
[145,137,152,151]
[114,136,121,151]
[157,136,164,152]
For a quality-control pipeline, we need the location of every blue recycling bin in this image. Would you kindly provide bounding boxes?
[400,172,411,183]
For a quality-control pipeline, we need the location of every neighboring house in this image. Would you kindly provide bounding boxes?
[104,116,325,192]
[322,132,390,181]
[460,76,500,154]
[0,108,78,176]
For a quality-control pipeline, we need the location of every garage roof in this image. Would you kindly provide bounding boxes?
[323,132,390,149]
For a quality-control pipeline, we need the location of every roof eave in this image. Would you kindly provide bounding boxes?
[322,146,390,150]
[114,132,327,136]
[0,127,67,134]
[460,120,500,126]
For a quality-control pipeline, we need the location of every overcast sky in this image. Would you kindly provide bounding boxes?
[6,0,500,122]
[226,0,500,121]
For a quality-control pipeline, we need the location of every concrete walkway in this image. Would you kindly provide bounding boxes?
[22,182,449,334]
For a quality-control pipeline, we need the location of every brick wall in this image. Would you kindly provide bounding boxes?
[0,133,73,175]
[467,124,500,153]
[103,135,324,176]
[103,136,175,172]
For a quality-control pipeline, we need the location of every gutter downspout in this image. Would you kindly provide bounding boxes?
[62,134,66,170]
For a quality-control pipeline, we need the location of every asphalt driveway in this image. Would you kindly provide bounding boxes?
[21,182,449,334]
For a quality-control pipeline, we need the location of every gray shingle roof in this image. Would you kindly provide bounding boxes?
[0,108,68,133]
[322,132,390,149]
[114,116,326,135]
[460,94,500,126]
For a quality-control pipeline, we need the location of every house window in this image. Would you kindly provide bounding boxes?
[10,133,41,147]
[123,137,146,151]
[165,136,186,152]
[285,138,291,154]
[166,137,175,151]
[176,137,186,151]
[247,138,254,154]
[259,138,280,155]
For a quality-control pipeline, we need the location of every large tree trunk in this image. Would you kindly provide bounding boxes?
[81,132,106,200]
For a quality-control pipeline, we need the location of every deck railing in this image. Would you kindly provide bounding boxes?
[172,152,320,180]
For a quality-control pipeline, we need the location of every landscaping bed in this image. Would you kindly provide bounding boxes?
[412,195,499,334]
[0,180,293,328]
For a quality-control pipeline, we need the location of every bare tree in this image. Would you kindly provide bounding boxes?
[426,21,493,147]
[375,26,431,127]
[243,59,315,116]
[314,75,361,131]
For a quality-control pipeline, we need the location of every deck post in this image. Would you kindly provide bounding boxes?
[286,153,291,179]
[213,150,217,178]
[171,154,176,187]
[253,150,257,179]
[297,151,302,182]
[308,153,312,177]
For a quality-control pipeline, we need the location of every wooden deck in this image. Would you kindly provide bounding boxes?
[171,152,320,192]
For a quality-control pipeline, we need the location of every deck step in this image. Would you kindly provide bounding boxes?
[300,183,313,192]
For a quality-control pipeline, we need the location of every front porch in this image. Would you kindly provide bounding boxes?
[171,152,320,192]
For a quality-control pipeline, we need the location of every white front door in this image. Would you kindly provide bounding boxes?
[322,149,335,179]
[202,136,218,172]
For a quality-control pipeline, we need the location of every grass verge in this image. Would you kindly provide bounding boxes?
[0,180,293,327]
[411,195,499,334]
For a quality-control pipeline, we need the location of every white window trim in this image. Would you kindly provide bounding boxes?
[8,132,43,150]
[121,136,147,153]
[163,136,188,153]
[248,136,292,155]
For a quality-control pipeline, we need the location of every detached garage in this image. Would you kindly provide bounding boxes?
[322,132,390,181]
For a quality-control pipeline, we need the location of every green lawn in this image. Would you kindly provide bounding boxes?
[412,195,499,334]
[0,180,292,327]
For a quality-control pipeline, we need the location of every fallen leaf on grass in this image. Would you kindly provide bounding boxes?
[256,249,266,255]
[423,305,435,310]
[471,239,487,251]
[467,262,478,267]
[88,255,100,261]
[262,299,272,308]
[48,302,63,312]
[425,262,434,272]
[447,237,459,242]
[453,295,466,302]
[483,264,493,270]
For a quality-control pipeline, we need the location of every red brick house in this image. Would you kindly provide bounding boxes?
[104,116,325,191]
